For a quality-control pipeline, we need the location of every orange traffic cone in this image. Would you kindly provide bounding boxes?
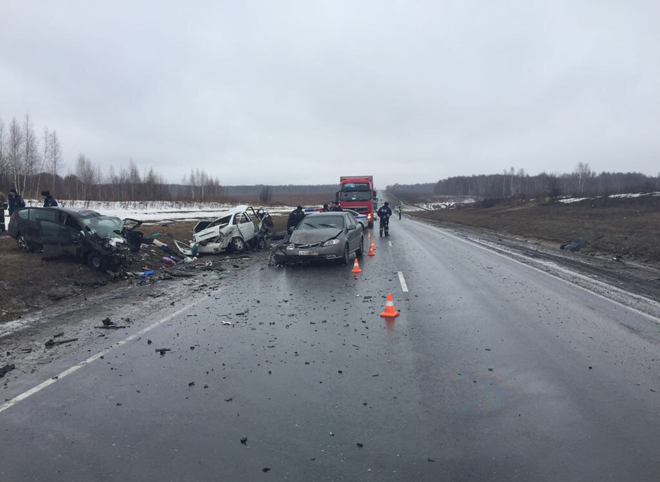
[351,258,362,273]
[370,240,377,251]
[380,293,399,318]
[368,245,375,257]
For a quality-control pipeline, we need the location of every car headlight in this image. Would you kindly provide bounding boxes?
[286,245,295,250]
[322,239,341,247]
[367,213,372,220]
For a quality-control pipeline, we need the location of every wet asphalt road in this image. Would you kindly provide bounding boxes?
[1,217,660,481]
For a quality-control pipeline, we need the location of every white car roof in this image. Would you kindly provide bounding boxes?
[211,205,251,221]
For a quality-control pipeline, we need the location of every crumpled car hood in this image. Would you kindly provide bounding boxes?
[290,228,342,244]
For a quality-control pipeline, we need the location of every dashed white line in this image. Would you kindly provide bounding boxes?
[0,299,203,414]
[397,271,409,292]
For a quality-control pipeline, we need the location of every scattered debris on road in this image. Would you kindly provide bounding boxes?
[0,363,16,378]
[44,337,78,348]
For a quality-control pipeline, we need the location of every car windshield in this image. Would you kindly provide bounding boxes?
[339,190,371,201]
[298,215,344,230]
[80,215,124,238]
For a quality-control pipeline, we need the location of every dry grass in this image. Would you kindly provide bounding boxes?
[412,196,660,264]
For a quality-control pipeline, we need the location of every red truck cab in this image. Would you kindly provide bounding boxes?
[337,176,376,228]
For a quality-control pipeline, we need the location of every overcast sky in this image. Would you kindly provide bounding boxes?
[1,1,659,187]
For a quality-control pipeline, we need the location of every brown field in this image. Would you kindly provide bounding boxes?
[410,195,660,265]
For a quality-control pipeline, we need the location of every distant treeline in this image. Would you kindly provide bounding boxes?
[389,165,660,201]
[0,113,337,203]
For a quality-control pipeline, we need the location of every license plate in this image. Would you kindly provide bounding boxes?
[298,250,318,256]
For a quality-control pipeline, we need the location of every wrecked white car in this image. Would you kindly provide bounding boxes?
[175,206,273,256]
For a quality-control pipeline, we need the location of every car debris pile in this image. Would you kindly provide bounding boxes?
[6,205,276,282]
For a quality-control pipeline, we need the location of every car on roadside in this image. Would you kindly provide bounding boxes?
[8,206,131,270]
[342,208,368,229]
[278,211,364,264]
[174,205,273,256]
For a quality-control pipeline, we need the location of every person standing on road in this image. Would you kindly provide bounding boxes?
[377,202,393,237]
[397,205,402,220]
[321,203,330,212]
[287,206,306,232]
[42,190,58,207]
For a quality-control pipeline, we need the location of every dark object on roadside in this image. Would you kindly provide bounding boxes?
[224,397,233,402]
[41,190,58,207]
[0,364,16,378]
[356,442,364,448]
[45,337,78,348]
[560,237,585,252]
[428,458,436,463]
[188,381,195,387]
[240,436,248,445]
[155,348,171,355]
[102,317,114,326]
[262,468,271,473]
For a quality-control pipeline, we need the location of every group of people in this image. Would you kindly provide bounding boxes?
[286,201,402,237]
[0,189,58,233]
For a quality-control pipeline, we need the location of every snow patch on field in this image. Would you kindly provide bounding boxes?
[12,200,294,222]
[558,192,660,204]
[403,198,477,211]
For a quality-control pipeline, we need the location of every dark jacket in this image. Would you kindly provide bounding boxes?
[377,206,392,219]
[329,205,343,212]
[287,208,306,232]
[8,194,25,215]
[44,195,58,207]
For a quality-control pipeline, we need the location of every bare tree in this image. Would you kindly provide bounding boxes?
[0,119,7,189]
[574,162,594,194]
[48,131,63,193]
[22,114,40,197]
[8,118,23,192]
[258,185,273,203]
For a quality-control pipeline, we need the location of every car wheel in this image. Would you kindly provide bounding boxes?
[356,236,364,258]
[17,233,34,252]
[87,252,104,270]
[230,237,245,252]
[341,244,349,265]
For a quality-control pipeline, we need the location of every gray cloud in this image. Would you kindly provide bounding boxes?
[1,0,659,187]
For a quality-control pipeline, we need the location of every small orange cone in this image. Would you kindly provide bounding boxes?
[380,293,399,318]
[351,258,362,273]
[370,240,377,251]
[368,245,375,257]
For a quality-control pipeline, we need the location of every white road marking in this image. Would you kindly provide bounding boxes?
[415,221,660,324]
[0,300,203,414]
[397,271,409,292]
[388,241,393,247]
